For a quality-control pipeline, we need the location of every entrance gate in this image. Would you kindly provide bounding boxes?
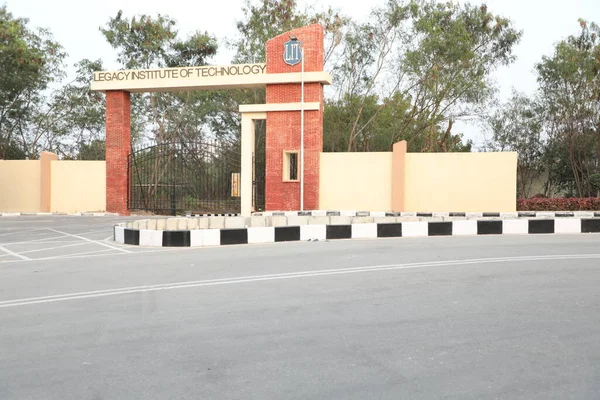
[128,140,246,215]
[93,24,330,216]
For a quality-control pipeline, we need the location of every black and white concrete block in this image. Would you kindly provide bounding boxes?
[115,218,600,247]
[252,210,600,218]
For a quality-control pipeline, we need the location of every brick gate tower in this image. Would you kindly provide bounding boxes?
[265,24,324,211]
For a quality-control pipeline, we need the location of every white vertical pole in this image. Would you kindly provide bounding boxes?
[240,113,256,217]
[300,46,305,211]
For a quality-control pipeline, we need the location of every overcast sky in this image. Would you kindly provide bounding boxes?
[7,0,600,145]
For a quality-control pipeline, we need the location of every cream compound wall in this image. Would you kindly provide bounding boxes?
[2,148,516,214]
[319,147,517,212]
[50,161,106,212]
[404,152,518,212]
[0,157,106,213]
[320,152,393,211]
[0,160,42,212]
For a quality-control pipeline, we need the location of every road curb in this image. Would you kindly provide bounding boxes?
[114,218,600,247]
[253,211,600,218]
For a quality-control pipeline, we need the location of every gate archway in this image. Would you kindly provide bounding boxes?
[94,24,330,216]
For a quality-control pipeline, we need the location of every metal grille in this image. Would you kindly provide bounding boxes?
[253,151,265,212]
[128,140,241,215]
[253,121,266,212]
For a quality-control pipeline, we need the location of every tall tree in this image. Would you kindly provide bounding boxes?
[100,11,218,144]
[0,5,65,159]
[14,59,106,159]
[233,0,346,65]
[328,0,521,152]
[535,19,600,197]
[487,92,546,198]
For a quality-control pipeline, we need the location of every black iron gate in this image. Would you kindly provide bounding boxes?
[128,140,242,215]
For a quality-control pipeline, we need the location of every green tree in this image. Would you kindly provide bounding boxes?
[0,5,65,159]
[77,139,106,160]
[328,0,520,152]
[324,93,471,152]
[100,11,218,144]
[487,92,546,198]
[535,19,600,197]
[233,0,346,65]
[15,59,106,158]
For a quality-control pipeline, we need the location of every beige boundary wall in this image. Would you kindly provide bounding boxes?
[0,153,106,213]
[0,160,42,212]
[319,142,517,212]
[50,161,106,212]
[320,152,393,211]
[404,152,517,212]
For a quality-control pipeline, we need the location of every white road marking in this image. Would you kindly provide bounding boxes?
[46,229,131,253]
[0,230,35,238]
[59,228,113,236]
[0,247,182,265]
[18,242,90,255]
[0,245,31,261]
[0,228,114,246]
[0,235,78,246]
[0,220,53,223]
[36,248,115,260]
[1,253,599,309]
[13,241,82,245]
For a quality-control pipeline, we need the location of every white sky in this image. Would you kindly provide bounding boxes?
[7,0,600,145]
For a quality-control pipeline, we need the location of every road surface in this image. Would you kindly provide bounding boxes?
[1,216,599,399]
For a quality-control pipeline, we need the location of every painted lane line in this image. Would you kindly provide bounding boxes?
[59,228,113,236]
[10,241,82,245]
[0,245,31,261]
[18,242,90,255]
[0,235,79,246]
[0,220,53,223]
[1,253,599,309]
[0,247,186,265]
[46,229,131,253]
[0,228,113,246]
[0,230,30,238]
[35,248,115,260]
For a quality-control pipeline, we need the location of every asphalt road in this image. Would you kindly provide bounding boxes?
[1,216,599,399]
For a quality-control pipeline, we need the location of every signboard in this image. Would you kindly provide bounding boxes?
[93,64,266,83]
[231,173,240,197]
[283,39,302,66]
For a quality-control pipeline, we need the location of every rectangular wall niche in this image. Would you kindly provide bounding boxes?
[283,151,299,182]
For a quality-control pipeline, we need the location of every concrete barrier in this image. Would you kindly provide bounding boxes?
[114,214,600,247]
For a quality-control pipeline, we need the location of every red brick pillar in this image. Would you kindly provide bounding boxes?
[105,90,131,215]
[265,24,324,211]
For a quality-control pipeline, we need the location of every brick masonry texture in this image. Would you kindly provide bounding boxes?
[105,91,131,216]
[265,24,325,211]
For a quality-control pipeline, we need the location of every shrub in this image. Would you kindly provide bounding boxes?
[517,197,600,211]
